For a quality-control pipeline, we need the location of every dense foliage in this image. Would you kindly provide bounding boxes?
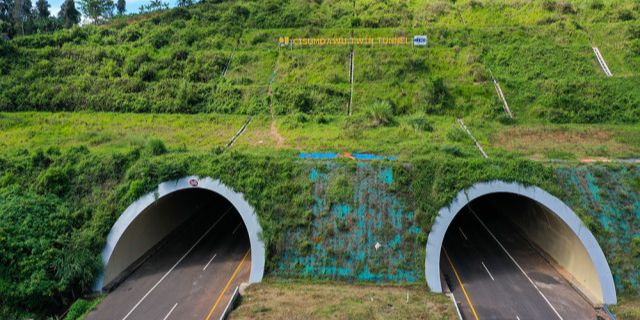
[1,0,639,123]
[3,140,636,318]
[1,0,640,318]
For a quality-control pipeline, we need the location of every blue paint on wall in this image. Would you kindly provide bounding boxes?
[557,166,640,294]
[299,152,397,161]
[274,163,422,283]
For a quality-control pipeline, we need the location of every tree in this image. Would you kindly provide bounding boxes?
[77,0,113,23]
[12,0,32,35]
[0,0,14,20]
[143,0,166,12]
[58,0,80,28]
[176,0,192,7]
[115,0,124,15]
[35,0,48,18]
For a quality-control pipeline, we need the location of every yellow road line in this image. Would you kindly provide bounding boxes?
[444,247,480,320]
[204,249,250,320]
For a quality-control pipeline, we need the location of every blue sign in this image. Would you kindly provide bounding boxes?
[413,35,427,46]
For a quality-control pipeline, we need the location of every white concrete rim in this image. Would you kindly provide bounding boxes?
[95,176,265,291]
[425,180,617,304]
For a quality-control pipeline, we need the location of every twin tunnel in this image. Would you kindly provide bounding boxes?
[95,177,265,291]
[96,177,617,314]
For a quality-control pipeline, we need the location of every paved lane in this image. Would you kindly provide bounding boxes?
[442,206,596,320]
[88,204,250,320]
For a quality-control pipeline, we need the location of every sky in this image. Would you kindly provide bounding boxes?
[48,0,178,17]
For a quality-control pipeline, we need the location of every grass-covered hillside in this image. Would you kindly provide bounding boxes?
[1,0,640,123]
[1,0,640,318]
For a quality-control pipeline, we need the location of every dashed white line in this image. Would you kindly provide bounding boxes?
[203,253,217,271]
[162,303,178,320]
[516,315,521,320]
[459,227,468,241]
[481,261,495,281]
[232,223,242,235]
[121,209,231,320]
[470,210,564,320]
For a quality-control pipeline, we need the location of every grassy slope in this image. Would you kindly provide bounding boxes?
[1,0,640,318]
[3,112,640,161]
[1,0,639,123]
[612,296,640,320]
[229,280,455,320]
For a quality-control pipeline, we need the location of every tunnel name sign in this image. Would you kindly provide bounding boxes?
[413,35,427,46]
[278,36,428,47]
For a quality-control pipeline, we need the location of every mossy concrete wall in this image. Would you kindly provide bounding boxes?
[271,162,639,298]
[557,166,640,295]
[273,163,424,282]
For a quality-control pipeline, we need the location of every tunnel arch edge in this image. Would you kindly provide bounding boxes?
[424,180,617,305]
[94,176,266,292]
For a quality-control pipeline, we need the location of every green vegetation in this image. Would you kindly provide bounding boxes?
[0,136,589,318]
[1,0,639,124]
[229,280,456,319]
[63,296,104,320]
[1,0,639,318]
[612,296,640,320]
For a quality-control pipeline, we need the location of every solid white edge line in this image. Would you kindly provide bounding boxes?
[471,211,564,320]
[458,227,468,241]
[481,261,495,281]
[162,303,178,320]
[447,292,464,320]
[203,253,217,271]
[121,209,231,320]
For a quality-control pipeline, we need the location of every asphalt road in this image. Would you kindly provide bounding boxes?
[87,205,251,320]
[442,206,596,320]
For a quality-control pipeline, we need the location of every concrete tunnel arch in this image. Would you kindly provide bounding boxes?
[95,176,265,291]
[425,180,617,305]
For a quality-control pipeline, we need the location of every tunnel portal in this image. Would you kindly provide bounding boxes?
[425,181,617,309]
[95,176,265,292]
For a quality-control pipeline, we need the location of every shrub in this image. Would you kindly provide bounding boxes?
[556,1,576,14]
[617,9,635,21]
[365,101,396,127]
[136,64,157,82]
[406,112,434,132]
[589,0,604,10]
[542,0,557,11]
[145,139,168,156]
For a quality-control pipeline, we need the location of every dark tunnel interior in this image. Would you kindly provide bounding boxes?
[104,188,250,290]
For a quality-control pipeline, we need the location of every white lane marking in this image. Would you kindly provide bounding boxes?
[232,223,242,235]
[203,253,217,271]
[162,303,178,320]
[121,210,231,320]
[481,261,495,281]
[458,227,468,241]
[516,316,521,320]
[470,211,564,320]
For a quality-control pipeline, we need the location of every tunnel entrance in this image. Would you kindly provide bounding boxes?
[441,193,601,319]
[425,181,617,317]
[91,177,264,320]
[102,188,250,290]
[97,176,265,291]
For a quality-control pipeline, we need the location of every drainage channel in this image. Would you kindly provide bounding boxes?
[592,47,613,77]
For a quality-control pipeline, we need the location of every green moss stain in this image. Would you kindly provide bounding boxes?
[557,166,640,293]
[275,163,422,283]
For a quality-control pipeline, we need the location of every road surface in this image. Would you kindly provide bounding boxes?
[88,205,251,320]
[442,206,596,320]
